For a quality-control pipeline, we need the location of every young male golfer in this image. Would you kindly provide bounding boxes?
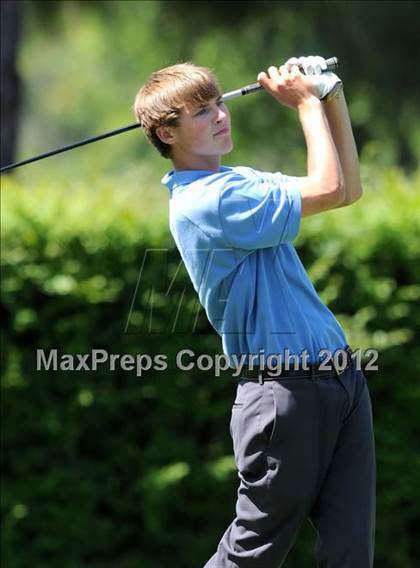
[133,56,376,568]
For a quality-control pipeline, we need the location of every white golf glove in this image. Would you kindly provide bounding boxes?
[286,55,343,101]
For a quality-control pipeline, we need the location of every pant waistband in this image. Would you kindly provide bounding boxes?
[237,346,355,384]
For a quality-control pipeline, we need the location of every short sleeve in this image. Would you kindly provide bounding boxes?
[219,171,302,250]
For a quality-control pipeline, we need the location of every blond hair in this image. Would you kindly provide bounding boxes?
[133,62,221,158]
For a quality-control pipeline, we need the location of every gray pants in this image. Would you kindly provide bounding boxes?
[204,365,376,567]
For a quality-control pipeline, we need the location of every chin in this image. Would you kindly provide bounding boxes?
[222,140,234,154]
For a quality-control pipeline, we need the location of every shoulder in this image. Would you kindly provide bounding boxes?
[170,167,256,210]
[220,166,300,193]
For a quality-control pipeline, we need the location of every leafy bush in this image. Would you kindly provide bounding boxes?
[1,166,419,567]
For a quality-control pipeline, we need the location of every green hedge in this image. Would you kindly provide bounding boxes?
[1,167,420,567]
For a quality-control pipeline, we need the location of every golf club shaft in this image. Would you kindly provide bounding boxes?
[1,57,338,173]
[0,124,141,174]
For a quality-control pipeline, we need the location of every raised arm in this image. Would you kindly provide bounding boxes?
[297,97,345,216]
[323,91,363,207]
[257,65,345,218]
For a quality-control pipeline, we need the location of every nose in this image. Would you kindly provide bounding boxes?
[215,105,228,123]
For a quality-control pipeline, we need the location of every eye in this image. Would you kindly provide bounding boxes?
[195,107,209,116]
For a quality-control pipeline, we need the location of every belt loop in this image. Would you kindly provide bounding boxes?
[311,363,316,379]
[258,371,264,385]
[331,355,342,377]
[332,346,352,378]
[346,345,355,368]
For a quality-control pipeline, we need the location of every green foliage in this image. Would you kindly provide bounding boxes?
[14,0,420,185]
[1,167,419,566]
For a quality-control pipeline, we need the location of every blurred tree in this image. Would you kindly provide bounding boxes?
[0,0,23,171]
[7,0,420,176]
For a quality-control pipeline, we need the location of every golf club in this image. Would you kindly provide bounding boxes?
[0,57,338,173]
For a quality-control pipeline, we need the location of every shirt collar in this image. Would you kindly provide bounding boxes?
[162,166,232,193]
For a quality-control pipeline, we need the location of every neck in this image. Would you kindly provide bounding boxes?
[171,153,221,172]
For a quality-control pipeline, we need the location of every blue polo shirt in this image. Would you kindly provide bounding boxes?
[162,165,347,366]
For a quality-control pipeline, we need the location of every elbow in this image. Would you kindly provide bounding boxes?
[341,181,364,206]
[351,181,364,203]
[328,180,346,207]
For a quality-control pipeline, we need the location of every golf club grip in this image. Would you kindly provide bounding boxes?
[222,56,339,101]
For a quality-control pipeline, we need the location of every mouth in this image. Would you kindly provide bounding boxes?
[214,127,230,136]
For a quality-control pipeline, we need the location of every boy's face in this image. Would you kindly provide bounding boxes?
[157,95,233,171]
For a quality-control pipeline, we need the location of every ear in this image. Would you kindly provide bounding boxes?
[156,125,176,145]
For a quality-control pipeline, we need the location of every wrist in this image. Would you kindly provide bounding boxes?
[297,96,322,114]
[321,82,344,104]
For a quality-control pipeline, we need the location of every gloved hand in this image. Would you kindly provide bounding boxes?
[284,55,343,101]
